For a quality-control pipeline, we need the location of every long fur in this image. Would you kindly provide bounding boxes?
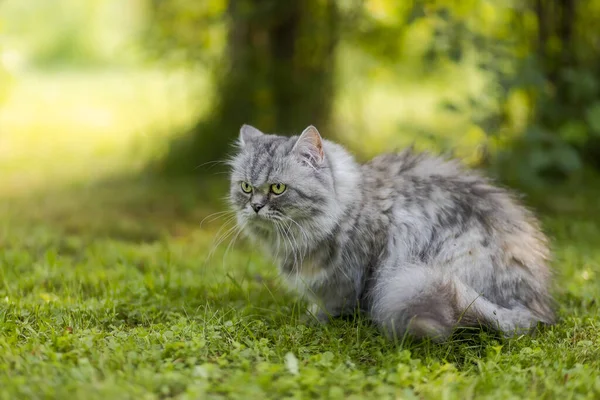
[228,125,555,342]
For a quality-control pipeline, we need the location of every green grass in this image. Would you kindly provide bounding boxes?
[1,180,599,399]
[1,69,600,399]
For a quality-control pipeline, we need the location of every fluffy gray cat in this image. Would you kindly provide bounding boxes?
[228,124,555,341]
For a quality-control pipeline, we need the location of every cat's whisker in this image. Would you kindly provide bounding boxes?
[275,222,289,264]
[270,215,308,276]
[223,222,246,265]
[273,222,283,262]
[212,214,237,240]
[194,159,228,171]
[282,215,310,258]
[209,224,241,260]
[280,220,298,273]
[281,220,300,275]
[273,222,283,260]
[285,219,306,275]
[274,221,294,275]
[200,210,236,228]
[206,215,239,260]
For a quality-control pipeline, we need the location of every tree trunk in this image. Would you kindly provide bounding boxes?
[161,0,339,174]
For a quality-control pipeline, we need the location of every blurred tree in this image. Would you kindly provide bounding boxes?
[398,0,600,186]
[152,0,339,172]
[489,0,600,184]
[533,0,600,169]
[151,0,600,184]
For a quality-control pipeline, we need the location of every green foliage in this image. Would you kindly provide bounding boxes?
[374,0,600,186]
[0,0,147,67]
[145,0,227,67]
[149,0,600,183]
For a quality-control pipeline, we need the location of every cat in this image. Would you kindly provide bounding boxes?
[228,124,555,342]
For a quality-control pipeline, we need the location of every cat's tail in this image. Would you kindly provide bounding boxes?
[369,265,553,342]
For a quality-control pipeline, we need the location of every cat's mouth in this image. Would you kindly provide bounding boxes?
[247,213,277,228]
[245,217,278,238]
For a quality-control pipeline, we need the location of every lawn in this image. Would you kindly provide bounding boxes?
[1,70,600,399]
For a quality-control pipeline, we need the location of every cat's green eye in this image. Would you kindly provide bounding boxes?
[240,181,253,193]
[270,183,287,195]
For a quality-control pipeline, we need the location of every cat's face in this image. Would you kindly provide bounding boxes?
[229,125,334,241]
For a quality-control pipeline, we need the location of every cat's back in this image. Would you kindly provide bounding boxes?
[361,148,547,256]
[362,148,479,189]
[361,148,550,281]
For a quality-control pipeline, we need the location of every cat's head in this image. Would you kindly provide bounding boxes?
[228,124,340,245]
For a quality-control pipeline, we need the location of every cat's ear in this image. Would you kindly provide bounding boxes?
[239,124,264,146]
[292,125,324,166]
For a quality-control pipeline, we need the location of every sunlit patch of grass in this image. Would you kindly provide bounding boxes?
[0,68,208,196]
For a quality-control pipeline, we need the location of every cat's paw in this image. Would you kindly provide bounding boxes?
[497,306,540,337]
[301,304,330,326]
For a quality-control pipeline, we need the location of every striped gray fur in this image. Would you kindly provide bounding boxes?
[228,124,555,342]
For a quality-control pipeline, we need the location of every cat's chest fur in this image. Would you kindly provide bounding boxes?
[277,245,339,296]
[276,217,380,302]
[284,260,330,297]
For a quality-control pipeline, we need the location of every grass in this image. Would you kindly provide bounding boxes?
[1,183,600,399]
[1,68,600,399]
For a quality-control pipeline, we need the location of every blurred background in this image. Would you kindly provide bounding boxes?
[2,2,600,395]
[1,0,600,233]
